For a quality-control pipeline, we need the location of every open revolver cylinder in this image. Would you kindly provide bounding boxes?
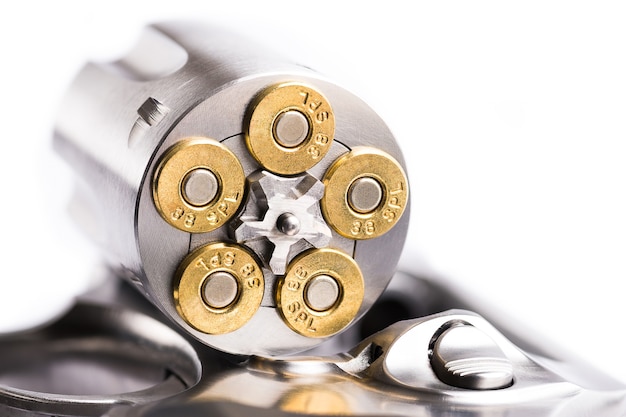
[53,22,410,356]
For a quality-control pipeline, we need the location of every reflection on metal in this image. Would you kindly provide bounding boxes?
[280,386,353,415]
[430,324,514,390]
[53,21,409,355]
[0,300,199,417]
[234,171,332,275]
[42,19,626,417]
[1,274,625,417]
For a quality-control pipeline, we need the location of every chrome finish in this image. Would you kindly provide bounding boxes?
[0,295,200,417]
[1,271,625,417]
[350,311,570,400]
[35,19,624,417]
[276,212,301,236]
[234,171,331,275]
[430,324,514,390]
[54,22,409,355]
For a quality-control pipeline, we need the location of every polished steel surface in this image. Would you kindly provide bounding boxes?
[54,22,409,355]
[1,271,624,417]
[30,18,625,417]
[276,212,301,236]
[234,171,332,275]
[0,294,200,417]
[430,324,514,390]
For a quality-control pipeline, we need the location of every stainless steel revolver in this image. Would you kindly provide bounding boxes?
[0,21,623,417]
[52,21,410,357]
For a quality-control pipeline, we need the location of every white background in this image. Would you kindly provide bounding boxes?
[0,1,625,385]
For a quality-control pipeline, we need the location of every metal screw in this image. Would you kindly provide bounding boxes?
[305,275,340,312]
[202,271,239,309]
[274,110,310,148]
[348,177,383,214]
[181,168,219,207]
[276,212,301,236]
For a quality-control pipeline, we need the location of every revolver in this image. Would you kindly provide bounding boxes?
[0,21,624,417]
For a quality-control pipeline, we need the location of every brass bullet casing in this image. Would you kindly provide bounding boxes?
[245,83,335,175]
[174,242,264,334]
[321,147,409,240]
[276,248,364,338]
[152,138,246,233]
